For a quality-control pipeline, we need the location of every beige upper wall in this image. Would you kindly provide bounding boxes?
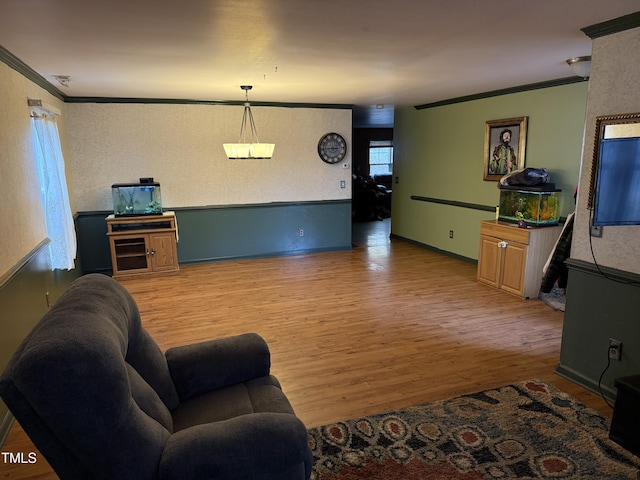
[571,26,640,274]
[1,58,350,277]
[0,63,69,277]
[66,103,352,212]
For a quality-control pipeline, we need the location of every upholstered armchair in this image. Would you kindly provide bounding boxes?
[0,274,312,479]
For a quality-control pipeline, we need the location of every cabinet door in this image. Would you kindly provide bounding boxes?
[477,235,501,288]
[149,232,178,272]
[500,242,527,296]
[112,235,151,275]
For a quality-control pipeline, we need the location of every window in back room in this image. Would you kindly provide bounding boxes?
[368,140,393,177]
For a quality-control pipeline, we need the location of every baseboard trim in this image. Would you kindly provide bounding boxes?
[180,245,353,266]
[391,233,477,265]
[555,363,616,403]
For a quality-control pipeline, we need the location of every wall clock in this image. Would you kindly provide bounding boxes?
[318,133,347,164]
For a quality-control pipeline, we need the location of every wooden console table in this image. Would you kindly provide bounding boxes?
[106,212,179,280]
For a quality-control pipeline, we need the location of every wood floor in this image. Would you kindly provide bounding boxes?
[0,224,613,479]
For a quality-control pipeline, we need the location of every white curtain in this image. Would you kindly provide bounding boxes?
[31,114,77,270]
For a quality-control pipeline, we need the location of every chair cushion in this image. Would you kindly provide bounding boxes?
[127,326,180,411]
[128,364,174,431]
[166,333,270,402]
[161,413,312,480]
[171,375,295,432]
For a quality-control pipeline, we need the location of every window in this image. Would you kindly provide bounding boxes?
[31,111,77,270]
[369,140,393,176]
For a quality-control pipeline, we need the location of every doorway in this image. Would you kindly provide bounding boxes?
[352,217,391,247]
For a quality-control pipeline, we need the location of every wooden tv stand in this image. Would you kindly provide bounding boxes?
[106,212,179,280]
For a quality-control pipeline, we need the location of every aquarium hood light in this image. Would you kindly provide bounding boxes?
[223,86,275,160]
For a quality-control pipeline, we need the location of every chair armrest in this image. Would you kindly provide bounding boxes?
[159,412,312,480]
[165,332,270,401]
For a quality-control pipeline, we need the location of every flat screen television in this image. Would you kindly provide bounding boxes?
[593,137,640,226]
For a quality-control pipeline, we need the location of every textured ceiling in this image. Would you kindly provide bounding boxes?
[1,0,638,127]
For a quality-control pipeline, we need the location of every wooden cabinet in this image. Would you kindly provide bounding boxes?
[107,213,179,280]
[477,220,562,299]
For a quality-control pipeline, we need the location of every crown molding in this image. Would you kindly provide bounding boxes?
[0,44,66,101]
[0,45,351,109]
[414,76,585,110]
[62,96,353,110]
[582,11,640,39]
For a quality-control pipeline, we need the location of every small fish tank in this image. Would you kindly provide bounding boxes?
[498,187,560,227]
[111,182,163,216]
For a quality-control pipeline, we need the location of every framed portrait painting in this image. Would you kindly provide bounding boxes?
[483,117,528,181]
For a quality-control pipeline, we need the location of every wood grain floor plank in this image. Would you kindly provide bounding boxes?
[0,233,613,479]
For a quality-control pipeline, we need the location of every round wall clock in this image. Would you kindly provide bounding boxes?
[318,133,347,164]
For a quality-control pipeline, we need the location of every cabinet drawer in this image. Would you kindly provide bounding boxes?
[480,221,529,245]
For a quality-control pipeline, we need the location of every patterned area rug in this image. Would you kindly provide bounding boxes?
[539,283,566,312]
[307,380,640,479]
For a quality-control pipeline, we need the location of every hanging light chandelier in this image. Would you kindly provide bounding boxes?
[566,56,591,79]
[223,85,275,159]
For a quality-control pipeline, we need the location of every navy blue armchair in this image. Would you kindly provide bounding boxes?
[0,274,312,479]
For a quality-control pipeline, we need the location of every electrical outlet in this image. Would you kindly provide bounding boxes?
[609,338,622,361]
[449,230,454,239]
[591,225,604,238]
[299,229,304,237]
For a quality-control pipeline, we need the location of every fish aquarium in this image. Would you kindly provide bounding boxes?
[498,187,560,227]
[111,182,163,216]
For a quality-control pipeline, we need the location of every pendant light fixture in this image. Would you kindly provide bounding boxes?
[566,56,591,79]
[223,85,275,159]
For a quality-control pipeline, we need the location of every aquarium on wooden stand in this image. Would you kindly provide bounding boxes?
[498,186,560,227]
[111,181,163,216]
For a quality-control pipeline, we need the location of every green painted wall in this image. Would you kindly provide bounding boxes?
[0,244,79,445]
[557,261,640,400]
[76,200,352,273]
[175,201,352,264]
[392,82,588,260]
